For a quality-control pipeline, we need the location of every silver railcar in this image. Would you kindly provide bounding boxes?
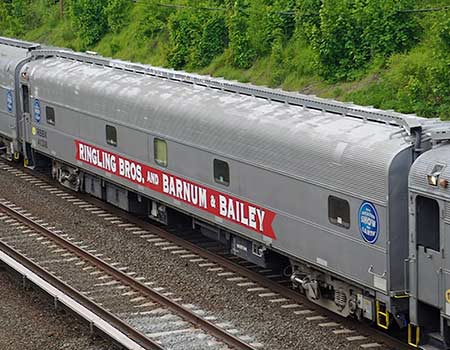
[0,38,39,160]
[2,37,450,349]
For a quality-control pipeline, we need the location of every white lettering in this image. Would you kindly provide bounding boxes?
[162,174,169,193]
[227,199,236,220]
[92,149,98,165]
[85,146,92,163]
[147,172,159,185]
[124,160,130,178]
[256,209,265,232]
[169,176,176,196]
[79,144,85,160]
[248,206,257,229]
[199,188,207,209]
[77,143,273,236]
[219,195,227,217]
[176,179,183,198]
[136,164,143,182]
[183,182,191,202]
[119,158,125,176]
[240,202,248,226]
[97,151,103,168]
[191,185,198,205]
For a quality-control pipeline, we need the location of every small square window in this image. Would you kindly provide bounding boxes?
[328,196,350,229]
[106,125,117,146]
[154,138,167,167]
[214,159,229,186]
[46,106,55,125]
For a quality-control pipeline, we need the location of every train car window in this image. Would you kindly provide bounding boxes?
[46,107,55,125]
[106,125,117,146]
[22,85,29,113]
[154,138,168,167]
[328,196,350,228]
[416,196,440,251]
[214,159,229,186]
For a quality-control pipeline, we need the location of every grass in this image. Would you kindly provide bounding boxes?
[12,1,450,119]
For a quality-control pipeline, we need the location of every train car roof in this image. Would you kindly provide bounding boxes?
[410,145,450,200]
[26,55,415,204]
[0,39,34,86]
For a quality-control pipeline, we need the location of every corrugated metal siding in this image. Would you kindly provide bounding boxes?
[410,145,450,200]
[445,202,450,220]
[28,57,412,203]
[0,44,28,86]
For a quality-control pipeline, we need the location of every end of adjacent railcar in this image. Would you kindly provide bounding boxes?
[0,37,40,162]
[408,144,450,349]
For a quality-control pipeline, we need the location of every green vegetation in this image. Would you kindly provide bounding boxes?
[0,0,449,118]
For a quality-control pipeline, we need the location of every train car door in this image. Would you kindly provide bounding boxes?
[17,83,29,139]
[415,195,442,308]
[18,82,34,166]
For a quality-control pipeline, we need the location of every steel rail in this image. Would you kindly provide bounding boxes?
[0,201,257,350]
[0,160,409,349]
[80,194,410,350]
[0,206,161,350]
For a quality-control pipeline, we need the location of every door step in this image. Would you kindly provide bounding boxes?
[421,345,444,350]
[421,332,448,350]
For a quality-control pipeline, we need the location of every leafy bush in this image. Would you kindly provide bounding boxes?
[247,0,295,56]
[69,0,108,47]
[167,9,201,69]
[295,0,322,41]
[0,0,48,37]
[166,2,227,69]
[298,0,421,80]
[105,0,131,33]
[226,0,255,69]
[135,0,173,40]
[196,14,228,67]
[0,2,18,36]
[3,0,450,119]
[269,30,286,85]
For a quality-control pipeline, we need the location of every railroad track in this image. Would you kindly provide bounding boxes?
[0,159,409,349]
[0,198,261,350]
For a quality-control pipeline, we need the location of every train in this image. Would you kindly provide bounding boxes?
[1,36,450,349]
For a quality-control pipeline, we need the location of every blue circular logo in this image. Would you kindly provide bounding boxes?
[359,201,379,244]
[6,90,13,113]
[33,99,41,123]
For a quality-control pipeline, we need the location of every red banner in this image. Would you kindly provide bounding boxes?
[75,140,276,240]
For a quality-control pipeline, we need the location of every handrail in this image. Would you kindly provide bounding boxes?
[30,48,429,134]
[0,36,40,50]
[1,37,447,141]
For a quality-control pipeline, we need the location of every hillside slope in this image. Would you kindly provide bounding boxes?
[1,0,449,119]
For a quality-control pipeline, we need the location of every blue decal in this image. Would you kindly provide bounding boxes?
[359,201,379,244]
[33,99,41,123]
[6,90,13,113]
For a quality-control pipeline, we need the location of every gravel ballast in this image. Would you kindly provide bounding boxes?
[0,164,394,350]
[0,269,114,350]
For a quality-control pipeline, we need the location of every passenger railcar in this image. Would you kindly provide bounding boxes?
[2,37,450,349]
[0,38,39,160]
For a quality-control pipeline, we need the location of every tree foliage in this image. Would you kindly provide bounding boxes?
[1,0,449,118]
[167,9,201,68]
[105,0,131,33]
[247,0,295,56]
[297,0,420,80]
[226,0,255,68]
[68,0,132,46]
[135,0,173,40]
[167,1,227,69]
[69,0,108,47]
[196,14,228,67]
